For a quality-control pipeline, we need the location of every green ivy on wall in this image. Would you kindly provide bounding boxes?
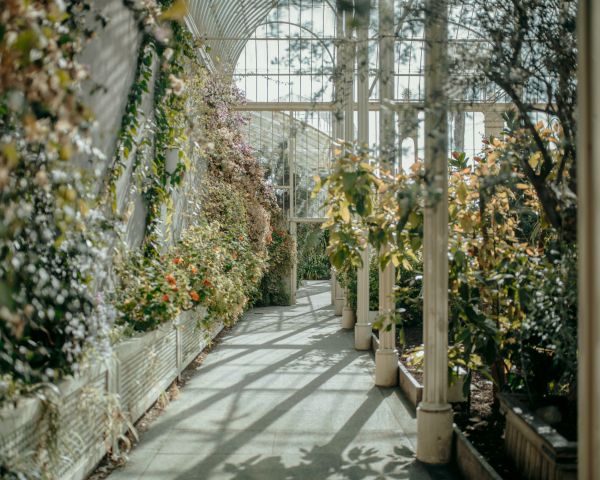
[102,37,156,213]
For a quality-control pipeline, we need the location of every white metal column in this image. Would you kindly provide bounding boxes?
[341,5,358,329]
[333,4,347,317]
[375,0,399,386]
[416,0,453,464]
[288,114,297,305]
[577,1,600,478]
[354,3,372,350]
[484,110,504,139]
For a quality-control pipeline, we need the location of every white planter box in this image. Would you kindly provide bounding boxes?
[0,307,221,480]
[453,426,503,480]
[500,394,577,480]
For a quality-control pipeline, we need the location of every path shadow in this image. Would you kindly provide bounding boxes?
[223,444,418,480]
[171,385,460,480]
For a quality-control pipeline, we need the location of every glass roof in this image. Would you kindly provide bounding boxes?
[229,0,509,104]
[187,0,531,219]
[188,0,280,68]
[242,110,333,218]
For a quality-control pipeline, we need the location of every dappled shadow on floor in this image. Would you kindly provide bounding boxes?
[296,279,331,299]
[139,326,369,449]
[107,281,458,480]
[223,444,419,480]
[168,383,458,480]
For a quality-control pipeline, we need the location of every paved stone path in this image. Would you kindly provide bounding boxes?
[108,281,458,480]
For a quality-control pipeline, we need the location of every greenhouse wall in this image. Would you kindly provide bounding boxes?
[0,309,222,480]
[0,5,219,475]
[76,0,203,251]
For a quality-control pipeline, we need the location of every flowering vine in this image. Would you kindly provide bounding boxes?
[0,1,113,392]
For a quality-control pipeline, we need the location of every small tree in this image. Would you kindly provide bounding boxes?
[467,0,578,241]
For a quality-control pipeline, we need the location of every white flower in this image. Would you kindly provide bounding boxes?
[35,169,49,187]
[169,74,185,96]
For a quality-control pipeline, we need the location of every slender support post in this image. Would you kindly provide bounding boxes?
[331,270,336,306]
[334,4,345,143]
[332,3,346,317]
[375,0,398,386]
[288,118,297,305]
[343,9,355,144]
[578,1,600,478]
[484,110,504,139]
[333,271,344,315]
[452,110,465,153]
[338,9,356,329]
[416,0,453,464]
[289,221,297,304]
[339,6,358,328]
[398,109,419,167]
[354,3,372,350]
[342,287,356,328]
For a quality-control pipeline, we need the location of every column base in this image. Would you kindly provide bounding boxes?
[334,299,344,316]
[375,348,399,387]
[416,402,453,464]
[354,323,372,350]
[341,307,356,329]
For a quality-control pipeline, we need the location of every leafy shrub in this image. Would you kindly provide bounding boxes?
[334,252,380,312]
[178,222,265,324]
[116,253,193,333]
[254,214,295,307]
[297,224,330,282]
[116,219,266,333]
[509,244,578,398]
[0,2,112,389]
[199,76,293,306]
[200,77,276,253]
[319,125,577,400]
[395,254,423,328]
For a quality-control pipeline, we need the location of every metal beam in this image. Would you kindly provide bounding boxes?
[288,114,297,305]
[232,100,538,112]
[290,217,327,223]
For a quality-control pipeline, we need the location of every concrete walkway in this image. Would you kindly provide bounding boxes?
[108,281,458,480]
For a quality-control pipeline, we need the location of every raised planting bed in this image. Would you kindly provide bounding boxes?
[398,360,423,406]
[391,328,506,479]
[0,308,222,480]
[453,425,503,480]
[396,358,467,405]
[371,332,463,406]
[499,393,577,480]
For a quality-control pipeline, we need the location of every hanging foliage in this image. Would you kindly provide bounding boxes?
[198,76,294,305]
[0,1,114,393]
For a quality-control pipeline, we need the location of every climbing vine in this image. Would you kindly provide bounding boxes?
[143,22,199,250]
[102,37,156,213]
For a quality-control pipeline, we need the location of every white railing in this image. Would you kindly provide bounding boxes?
[0,308,223,480]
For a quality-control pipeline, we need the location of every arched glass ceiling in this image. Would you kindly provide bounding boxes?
[231,0,510,104]
[189,0,542,105]
[187,0,279,68]
[187,0,554,221]
[234,0,338,102]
